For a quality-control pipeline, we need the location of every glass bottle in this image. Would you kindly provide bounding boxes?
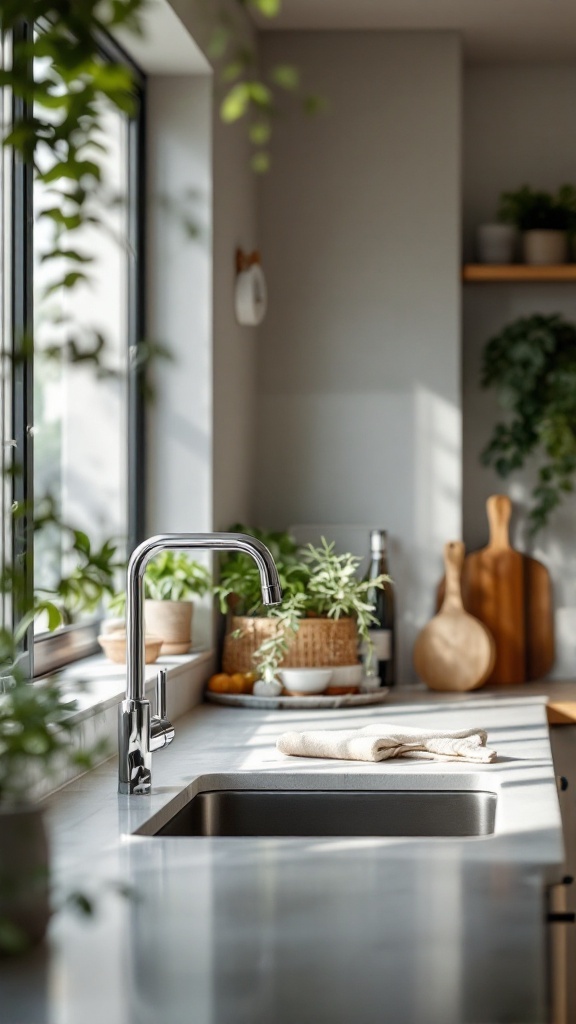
[364,529,395,686]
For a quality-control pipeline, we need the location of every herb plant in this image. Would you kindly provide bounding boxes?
[498,185,576,232]
[219,532,390,682]
[216,525,307,616]
[480,313,576,535]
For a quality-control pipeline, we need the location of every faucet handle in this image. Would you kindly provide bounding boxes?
[151,667,174,752]
[156,667,167,720]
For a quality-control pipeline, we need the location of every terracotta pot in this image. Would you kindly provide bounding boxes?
[0,804,50,954]
[522,230,568,265]
[98,632,162,664]
[144,600,193,655]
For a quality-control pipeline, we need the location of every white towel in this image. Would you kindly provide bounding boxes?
[276,722,497,764]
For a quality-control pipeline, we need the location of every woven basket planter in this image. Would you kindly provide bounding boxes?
[222,615,360,674]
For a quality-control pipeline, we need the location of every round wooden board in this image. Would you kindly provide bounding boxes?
[413,610,495,692]
[414,540,496,692]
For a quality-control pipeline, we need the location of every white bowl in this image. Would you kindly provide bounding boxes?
[280,668,332,695]
[328,664,364,687]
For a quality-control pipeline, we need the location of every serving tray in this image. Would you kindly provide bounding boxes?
[205,688,389,710]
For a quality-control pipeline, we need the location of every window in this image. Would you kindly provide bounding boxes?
[2,26,146,676]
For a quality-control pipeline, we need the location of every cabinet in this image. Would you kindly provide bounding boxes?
[548,726,576,1024]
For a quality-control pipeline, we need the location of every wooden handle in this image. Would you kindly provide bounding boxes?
[487,494,512,550]
[236,248,261,273]
[440,541,465,612]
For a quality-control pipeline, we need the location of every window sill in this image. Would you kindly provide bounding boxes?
[37,649,215,799]
[45,648,214,723]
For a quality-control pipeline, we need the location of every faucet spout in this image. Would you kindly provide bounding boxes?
[118,533,282,795]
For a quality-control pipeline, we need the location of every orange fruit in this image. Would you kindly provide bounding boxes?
[207,673,231,693]
[243,671,257,693]
[229,673,247,693]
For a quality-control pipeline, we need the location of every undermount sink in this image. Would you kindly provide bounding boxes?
[154,789,497,839]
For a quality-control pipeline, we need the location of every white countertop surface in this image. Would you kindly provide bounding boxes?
[0,691,566,1024]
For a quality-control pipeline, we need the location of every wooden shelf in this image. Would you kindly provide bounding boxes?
[463,264,576,282]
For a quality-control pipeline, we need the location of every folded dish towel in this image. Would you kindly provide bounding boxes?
[276,722,497,764]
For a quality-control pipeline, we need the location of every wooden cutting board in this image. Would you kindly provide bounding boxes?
[437,495,554,683]
[523,553,555,680]
[414,541,495,692]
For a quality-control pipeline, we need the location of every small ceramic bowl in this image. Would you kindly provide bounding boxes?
[328,664,363,686]
[98,631,163,665]
[324,663,363,695]
[280,668,332,696]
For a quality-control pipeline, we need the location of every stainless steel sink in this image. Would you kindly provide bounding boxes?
[154,789,497,838]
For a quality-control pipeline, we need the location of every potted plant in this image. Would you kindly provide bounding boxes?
[498,185,576,265]
[109,553,212,654]
[216,530,389,692]
[0,669,108,953]
[480,313,576,536]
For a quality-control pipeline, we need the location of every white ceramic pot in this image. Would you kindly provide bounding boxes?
[0,804,51,951]
[253,679,282,697]
[280,668,332,696]
[522,230,568,265]
[144,600,193,655]
[476,224,516,264]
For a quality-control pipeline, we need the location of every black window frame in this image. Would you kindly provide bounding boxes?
[8,22,147,678]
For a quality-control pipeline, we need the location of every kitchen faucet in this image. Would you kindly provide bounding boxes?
[118,533,282,795]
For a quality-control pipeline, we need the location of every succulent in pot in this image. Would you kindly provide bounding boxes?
[109,552,212,655]
[498,184,576,265]
[216,528,390,689]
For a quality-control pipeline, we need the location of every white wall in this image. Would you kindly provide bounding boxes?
[462,64,576,677]
[145,3,260,545]
[255,32,462,684]
[146,76,213,539]
[143,2,260,644]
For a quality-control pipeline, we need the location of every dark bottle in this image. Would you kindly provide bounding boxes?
[364,529,395,686]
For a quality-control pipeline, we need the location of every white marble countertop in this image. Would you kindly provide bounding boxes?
[1,691,566,1024]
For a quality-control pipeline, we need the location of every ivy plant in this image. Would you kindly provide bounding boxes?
[480,313,576,535]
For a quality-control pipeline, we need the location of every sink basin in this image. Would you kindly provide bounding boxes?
[154,789,497,838]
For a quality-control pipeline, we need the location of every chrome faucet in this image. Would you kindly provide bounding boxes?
[118,533,282,795]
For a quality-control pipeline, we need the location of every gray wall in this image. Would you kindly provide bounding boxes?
[462,65,576,677]
[255,32,462,684]
[212,116,260,531]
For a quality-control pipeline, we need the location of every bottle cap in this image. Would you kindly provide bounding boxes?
[370,529,387,553]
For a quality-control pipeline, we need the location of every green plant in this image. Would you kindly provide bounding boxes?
[216,524,307,615]
[109,552,211,615]
[0,675,107,806]
[480,313,576,535]
[218,532,390,682]
[209,1,325,174]
[498,185,576,232]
